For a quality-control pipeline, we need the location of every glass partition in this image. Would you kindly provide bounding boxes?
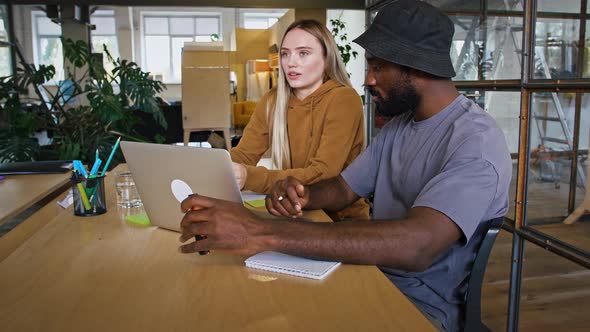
[538,0,581,14]
[534,18,581,79]
[450,15,524,80]
[526,92,581,223]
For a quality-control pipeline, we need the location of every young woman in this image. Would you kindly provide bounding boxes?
[231,19,368,221]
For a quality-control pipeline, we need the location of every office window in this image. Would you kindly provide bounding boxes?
[32,10,119,82]
[243,12,284,29]
[32,11,64,81]
[0,6,11,77]
[90,10,119,74]
[142,14,221,82]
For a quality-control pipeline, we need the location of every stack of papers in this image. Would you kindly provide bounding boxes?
[245,251,341,280]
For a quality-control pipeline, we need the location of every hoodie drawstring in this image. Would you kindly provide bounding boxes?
[310,97,314,137]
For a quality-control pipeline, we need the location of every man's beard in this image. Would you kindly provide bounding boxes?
[370,76,421,118]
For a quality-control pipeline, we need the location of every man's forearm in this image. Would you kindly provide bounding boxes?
[260,218,428,271]
[305,176,359,212]
[256,206,462,272]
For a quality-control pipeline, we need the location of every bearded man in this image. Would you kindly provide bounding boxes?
[178,1,512,331]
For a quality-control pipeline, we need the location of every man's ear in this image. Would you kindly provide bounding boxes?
[407,69,426,89]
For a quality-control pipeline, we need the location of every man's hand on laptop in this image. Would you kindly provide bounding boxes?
[266,176,309,218]
[178,194,270,255]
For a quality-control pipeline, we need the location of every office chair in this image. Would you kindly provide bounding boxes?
[463,217,504,332]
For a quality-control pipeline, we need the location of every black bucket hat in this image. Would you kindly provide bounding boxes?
[353,0,456,78]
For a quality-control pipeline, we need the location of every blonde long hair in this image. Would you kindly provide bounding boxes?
[269,19,353,170]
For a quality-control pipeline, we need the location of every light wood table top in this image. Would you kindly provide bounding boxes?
[0,165,434,332]
[0,171,70,225]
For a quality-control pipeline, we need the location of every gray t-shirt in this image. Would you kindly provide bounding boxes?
[341,95,511,332]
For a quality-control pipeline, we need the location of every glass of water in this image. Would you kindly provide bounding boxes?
[115,171,143,208]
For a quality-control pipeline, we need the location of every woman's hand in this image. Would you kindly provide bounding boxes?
[232,162,247,190]
[266,176,309,218]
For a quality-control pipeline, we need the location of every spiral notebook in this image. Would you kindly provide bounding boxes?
[244,251,341,280]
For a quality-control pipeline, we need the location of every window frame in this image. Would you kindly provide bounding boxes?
[31,9,120,82]
[242,13,283,29]
[89,10,119,66]
[141,12,222,84]
[31,10,63,82]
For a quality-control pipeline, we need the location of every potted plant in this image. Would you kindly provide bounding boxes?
[0,38,167,168]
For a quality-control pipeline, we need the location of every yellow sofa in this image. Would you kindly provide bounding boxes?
[233,101,257,128]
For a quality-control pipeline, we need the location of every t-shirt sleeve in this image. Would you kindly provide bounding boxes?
[341,125,388,198]
[412,154,499,243]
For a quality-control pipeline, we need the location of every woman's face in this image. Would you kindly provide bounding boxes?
[280,28,326,100]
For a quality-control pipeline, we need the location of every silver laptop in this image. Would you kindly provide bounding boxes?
[121,141,243,232]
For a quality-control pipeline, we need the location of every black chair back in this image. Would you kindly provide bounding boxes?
[463,217,504,332]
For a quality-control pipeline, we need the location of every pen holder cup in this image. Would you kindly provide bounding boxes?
[72,175,107,216]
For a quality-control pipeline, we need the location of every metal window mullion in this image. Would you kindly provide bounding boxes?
[569,0,589,212]
[477,0,487,81]
[445,9,585,20]
[507,0,538,331]
[364,3,376,145]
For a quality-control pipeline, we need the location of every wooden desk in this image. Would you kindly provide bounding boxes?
[0,167,434,331]
[0,172,70,225]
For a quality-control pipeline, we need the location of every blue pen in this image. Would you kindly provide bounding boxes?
[90,159,102,176]
[72,160,81,174]
[101,137,121,176]
[80,161,88,177]
[74,160,88,178]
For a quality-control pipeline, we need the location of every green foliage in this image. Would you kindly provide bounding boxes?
[0,38,167,167]
[0,65,54,162]
[329,18,359,72]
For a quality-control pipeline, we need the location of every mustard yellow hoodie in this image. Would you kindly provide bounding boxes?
[231,80,369,221]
